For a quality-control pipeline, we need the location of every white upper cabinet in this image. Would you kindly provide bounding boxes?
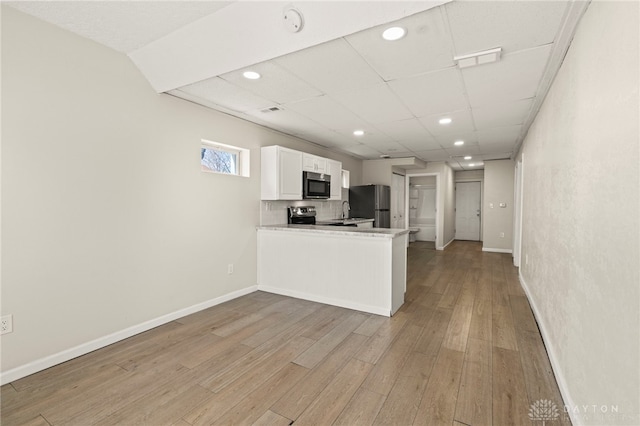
[261,146,303,200]
[327,159,342,200]
[302,153,327,174]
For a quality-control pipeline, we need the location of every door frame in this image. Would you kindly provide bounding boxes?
[454,180,483,241]
[513,155,524,267]
[405,172,441,250]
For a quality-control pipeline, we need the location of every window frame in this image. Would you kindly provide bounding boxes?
[200,139,250,177]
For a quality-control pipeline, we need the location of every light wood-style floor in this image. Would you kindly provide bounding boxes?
[1,241,569,425]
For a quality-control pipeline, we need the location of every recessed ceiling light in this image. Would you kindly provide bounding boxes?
[242,71,261,80]
[454,140,465,146]
[353,130,365,136]
[469,163,475,166]
[439,117,452,125]
[464,156,472,160]
[382,27,406,41]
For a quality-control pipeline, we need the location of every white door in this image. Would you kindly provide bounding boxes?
[455,181,481,241]
[391,173,405,228]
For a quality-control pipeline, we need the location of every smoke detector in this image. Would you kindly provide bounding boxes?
[283,7,304,33]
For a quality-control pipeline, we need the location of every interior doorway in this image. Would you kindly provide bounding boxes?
[455,181,482,241]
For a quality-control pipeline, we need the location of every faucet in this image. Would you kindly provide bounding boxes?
[342,200,350,219]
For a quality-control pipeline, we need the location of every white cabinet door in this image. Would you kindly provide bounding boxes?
[302,154,327,173]
[327,159,342,200]
[261,146,302,200]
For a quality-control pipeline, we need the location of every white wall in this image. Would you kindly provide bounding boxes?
[517,2,639,424]
[482,160,514,252]
[408,162,455,249]
[0,7,362,380]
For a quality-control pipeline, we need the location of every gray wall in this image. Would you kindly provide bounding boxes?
[0,6,362,377]
[517,2,639,423]
[482,160,514,251]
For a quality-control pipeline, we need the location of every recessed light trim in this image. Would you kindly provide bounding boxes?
[382,27,406,41]
[439,117,452,125]
[454,140,465,146]
[464,156,472,160]
[353,130,365,136]
[242,71,261,80]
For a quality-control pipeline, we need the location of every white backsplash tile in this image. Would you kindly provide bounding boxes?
[260,189,350,226]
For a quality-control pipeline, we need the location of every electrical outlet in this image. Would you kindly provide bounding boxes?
[228,264,234,275]
[1,315,13,335]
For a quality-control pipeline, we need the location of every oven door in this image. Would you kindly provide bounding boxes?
[303,172,331,199]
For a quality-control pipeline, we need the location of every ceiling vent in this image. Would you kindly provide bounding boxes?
[454,47,502,69]
[261,106,282,113]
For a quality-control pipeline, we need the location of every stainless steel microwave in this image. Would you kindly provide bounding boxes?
[303,171,331,199]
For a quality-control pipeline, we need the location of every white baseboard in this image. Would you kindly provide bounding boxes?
[518,273,579,426]
[439,237,455,251]
[258,285,391,317]
[482,247,513,253]
[0,285,258,385]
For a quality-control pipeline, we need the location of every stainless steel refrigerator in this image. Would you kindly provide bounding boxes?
[349,185,391,228]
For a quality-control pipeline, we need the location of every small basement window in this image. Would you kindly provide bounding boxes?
[201,139,250,177]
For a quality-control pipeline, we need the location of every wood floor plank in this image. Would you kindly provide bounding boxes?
[492,347,531,426]
[353,314,387,337]
[442,284,476,352]
[293,311,368,369]
[361,324,423,396]
[252,410,293,426]
[413,347,465,425]
[293,358,373,425]
[270,333,368,420]
[454,337,492,426]
[516,330,569,426]
[185,336,314,425]
[468,289,492,342]
[492,303,519,351]
[333,388,387,426]
[373,374,426,425]
[95,384,213,426]
[414,308,452,357]
[509,295,539,334]
[211,363,309,425]
[354,312,408,364]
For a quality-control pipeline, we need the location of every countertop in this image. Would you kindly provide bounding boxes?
[315,218,375,225]
[257,224,410,238]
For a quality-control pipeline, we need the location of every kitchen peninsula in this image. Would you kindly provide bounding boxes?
[257,225,409,317]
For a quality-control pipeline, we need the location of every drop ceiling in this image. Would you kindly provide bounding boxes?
[7,1,589,170]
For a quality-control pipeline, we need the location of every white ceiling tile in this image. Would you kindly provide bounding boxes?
[7,1,231,53]
[345,6,455,81]
[399,139,443,152]
[274,38,383,95]
[284,95,372,131]
[412,149,452,162]
[331,83,414,124]
[364,141,412,155]
[472,98,533,129]
[341,144,383,159]
[477,125,522,146]
[462,44,553,107]
[445,145,482,157]
[243,107,327,136]
[221,62,322,104]
[420,109,475,136]
[178,77,273,112]
[374,118,436,143]
[388,67,469,117]
[434,131,478,148]
[445,1,569,55]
